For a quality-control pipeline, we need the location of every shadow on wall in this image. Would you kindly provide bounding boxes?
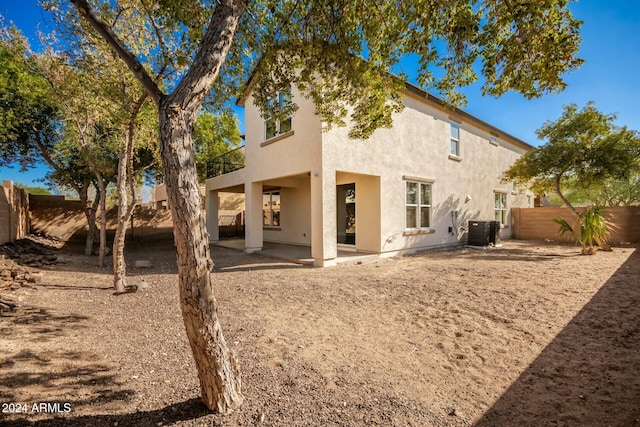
[433,194,482,241]
[29,195,174,243]
[220,192,245,210]
[474,248,640,426]
[382,194,481,250]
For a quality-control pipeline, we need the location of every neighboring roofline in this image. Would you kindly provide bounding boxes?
[236,69,534,152]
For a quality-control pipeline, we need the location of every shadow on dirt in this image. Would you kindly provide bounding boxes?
[475,248,640,426]
[3,398,212,427]
[0,305,135,419]
[1,306,89,343]
[460,246,583,262]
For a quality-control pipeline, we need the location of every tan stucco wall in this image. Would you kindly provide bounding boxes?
[243,86,323,181]
[321,92,532,255]
[336,172,381,253]
[263,182,311,246]
[206,85,323,249]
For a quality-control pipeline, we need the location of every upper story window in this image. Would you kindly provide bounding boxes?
[265,89,292,140]
[406,181,432,229]
[450,123,460,157]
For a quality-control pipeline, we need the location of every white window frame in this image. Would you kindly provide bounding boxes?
[405,181,432,230]
[264,89,292,141]
[494,192,507,226]
[450,123,460,157]
[263,191,281,227]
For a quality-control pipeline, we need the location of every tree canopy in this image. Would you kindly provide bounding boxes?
[504,102,640,212]
[0,28,60,169]
[60,0,585,139]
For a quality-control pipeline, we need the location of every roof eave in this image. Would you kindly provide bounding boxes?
[403,82,534,152]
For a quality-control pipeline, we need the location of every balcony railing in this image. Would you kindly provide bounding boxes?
[206,146,245,178]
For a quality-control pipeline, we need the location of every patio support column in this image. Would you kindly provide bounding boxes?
[206,190,219,243]
[311,170,337,266]
[244,181,263,253]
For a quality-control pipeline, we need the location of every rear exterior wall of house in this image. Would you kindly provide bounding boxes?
[206,83,533,264]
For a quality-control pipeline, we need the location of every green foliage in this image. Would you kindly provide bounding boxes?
[565,171,640,206]
[554,206,612,255]
[193,111,242,182]
[0,26,61,169]
[56,0,584,140]
[14,183,52,195]
[504,102,640,209]
[242,0,583,139]
[587,174,640,207]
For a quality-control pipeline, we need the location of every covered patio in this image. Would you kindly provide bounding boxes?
[213,239,379,266]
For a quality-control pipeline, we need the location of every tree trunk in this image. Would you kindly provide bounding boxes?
[86,190,100,256]
[159,98,243,413]
[34,135,98,256]
[69,0,247,413]
[554,175,579,216]
[96,173,107,268]
[113,94,146,292]
[112,143,130,293]
[77,185,92,256]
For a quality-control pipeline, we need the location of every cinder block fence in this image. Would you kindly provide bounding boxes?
[512,206,640,244]
[0,181,29,244]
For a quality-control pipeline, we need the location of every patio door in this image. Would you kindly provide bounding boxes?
[337,183,356,245]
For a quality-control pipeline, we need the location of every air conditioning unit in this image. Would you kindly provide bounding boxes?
[489,220,501,245]
[467,220,501,247]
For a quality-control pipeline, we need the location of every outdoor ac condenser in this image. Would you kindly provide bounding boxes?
[467,220,501,247]
[467,220,491,246]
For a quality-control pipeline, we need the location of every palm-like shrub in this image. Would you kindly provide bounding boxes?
[554,206,612,255]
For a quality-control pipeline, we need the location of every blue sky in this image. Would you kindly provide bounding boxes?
[1,0,639,188]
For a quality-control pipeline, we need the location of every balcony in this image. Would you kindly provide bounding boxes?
[206,146,245,178]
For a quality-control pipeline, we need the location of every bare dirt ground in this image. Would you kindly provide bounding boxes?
[1,237,639,426]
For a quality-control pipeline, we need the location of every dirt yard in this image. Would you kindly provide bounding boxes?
[1,238,639,426]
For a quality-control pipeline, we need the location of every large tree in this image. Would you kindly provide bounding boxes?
[68,0,583,413]
[504,102,640,213]
[0,27,114,257]
[504,102,640,252]
[44,0,161,290]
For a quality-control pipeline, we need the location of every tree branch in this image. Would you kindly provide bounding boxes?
[171,0,248,112]
[70,0,164,105]
[554,174,579,216]
[32,126,83,198]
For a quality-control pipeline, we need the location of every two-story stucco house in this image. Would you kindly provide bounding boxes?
[205,80,533,266]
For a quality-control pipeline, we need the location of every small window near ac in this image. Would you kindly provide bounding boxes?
[406,181,432,229]
[494,193,507,225]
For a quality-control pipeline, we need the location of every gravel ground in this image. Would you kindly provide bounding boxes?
[1,237,639,426]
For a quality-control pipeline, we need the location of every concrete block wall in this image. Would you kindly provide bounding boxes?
[512,206,640,244]
[0,181,29,244]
